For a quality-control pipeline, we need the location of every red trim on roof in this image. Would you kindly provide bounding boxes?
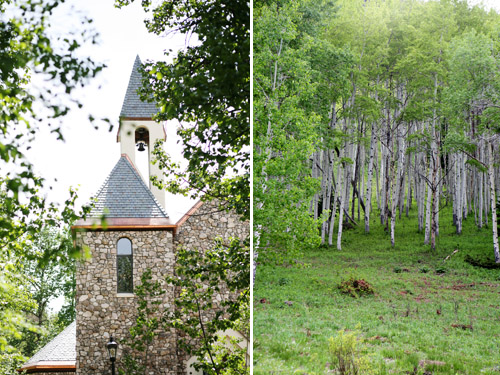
[72,218,176,234]
[74,217,173,226]
[72,225,177,234]
[175,200,204,228]
[19,362,75,373]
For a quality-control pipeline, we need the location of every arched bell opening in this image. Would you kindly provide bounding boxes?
[134,127,150,186]
[135,127,150,151]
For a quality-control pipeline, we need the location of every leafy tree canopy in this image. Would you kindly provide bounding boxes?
[1,0,103,372]
[113,1,250,373]
[116,0,250,220]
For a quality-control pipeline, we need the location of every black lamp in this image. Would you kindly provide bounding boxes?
[107,335,118,375]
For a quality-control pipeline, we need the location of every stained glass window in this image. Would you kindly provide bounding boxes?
[117,237,133,293]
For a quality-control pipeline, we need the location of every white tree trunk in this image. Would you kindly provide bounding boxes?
[424,147,433,244]
[337,164,348,251]
[478,142,484,228]
[487,140,500,263]
[364,122,377,233]
[329,161,342,246]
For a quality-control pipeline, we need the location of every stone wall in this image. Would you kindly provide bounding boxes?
[175,200,249,249]
[75,229,179,375]
[75,201,249,375]
[174,200,250,367]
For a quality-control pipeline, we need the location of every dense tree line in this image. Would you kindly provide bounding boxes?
[254,0,500,264]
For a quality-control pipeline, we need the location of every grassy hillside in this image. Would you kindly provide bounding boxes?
[253,207,500,374]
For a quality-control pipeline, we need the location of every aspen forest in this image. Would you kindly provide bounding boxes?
[254,0,500,261]
[254,0,500,373]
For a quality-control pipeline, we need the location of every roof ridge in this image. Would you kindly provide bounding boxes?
[120,156,169,218]
[176,200,203,227]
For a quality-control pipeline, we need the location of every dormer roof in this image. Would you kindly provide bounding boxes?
[119,55,158,119]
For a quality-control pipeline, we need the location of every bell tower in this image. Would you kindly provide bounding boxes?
[118,55,166,209]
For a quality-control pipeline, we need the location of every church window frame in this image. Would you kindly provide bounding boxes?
[116,237,133,293]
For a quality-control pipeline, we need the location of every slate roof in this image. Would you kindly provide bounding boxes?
[21,321,76,369]
[88,155,169,219]
[119,55,158,118]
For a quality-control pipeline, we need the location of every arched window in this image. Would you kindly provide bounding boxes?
[117,238,133,293]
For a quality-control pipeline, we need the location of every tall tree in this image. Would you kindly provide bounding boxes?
[254,0,352,259]
[445,30,500,262]
[114,0,250,372]
[255,0,500,258]
[115,0,250,220]
[1,1,102,371]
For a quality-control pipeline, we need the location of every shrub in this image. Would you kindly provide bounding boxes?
[435,266,447,274]
[328,328,375,375]
[419,266,430,273]
[338,276,375,298]
[278,277,289,286]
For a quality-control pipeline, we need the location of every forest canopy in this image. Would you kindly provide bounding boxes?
[254,0,500,263]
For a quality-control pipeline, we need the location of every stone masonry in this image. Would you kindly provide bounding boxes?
[175,200,249,250]
[75,229,178,375]
[75,201,248,375]
[174,199,250,368]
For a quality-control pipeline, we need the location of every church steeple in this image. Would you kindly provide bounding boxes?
[119,55,158,119]
[117,55,166,209]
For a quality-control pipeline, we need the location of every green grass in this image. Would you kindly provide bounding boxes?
[253,207,500,374]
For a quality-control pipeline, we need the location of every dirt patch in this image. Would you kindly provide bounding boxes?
[451,323,473,331]
[419,359,446,367]
[449,283,476,290]
[414,294,431,303]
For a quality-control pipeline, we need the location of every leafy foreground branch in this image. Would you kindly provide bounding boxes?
[0,181,89,374]
[1,0,104,370]
[120,238,249,375]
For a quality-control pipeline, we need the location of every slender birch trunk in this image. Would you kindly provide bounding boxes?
[329,161,342,246]
[478,141,484,228]
[364,122,377,233]
[337,162,348,251]
[487,140,500,263]
[424,135,433,244]
[254,37,283,280]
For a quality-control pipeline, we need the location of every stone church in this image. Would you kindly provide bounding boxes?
[20,56,248,374]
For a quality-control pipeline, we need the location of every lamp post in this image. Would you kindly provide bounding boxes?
[107,335,118,375]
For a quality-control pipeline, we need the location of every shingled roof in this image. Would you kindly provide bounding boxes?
[20,321,76,373]
[119,55,158,119]
[88,155,169,219]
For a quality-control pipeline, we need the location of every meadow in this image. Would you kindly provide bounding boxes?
[253,207,500,374]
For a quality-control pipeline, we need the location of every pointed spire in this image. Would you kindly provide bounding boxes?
[119,55,158,118]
